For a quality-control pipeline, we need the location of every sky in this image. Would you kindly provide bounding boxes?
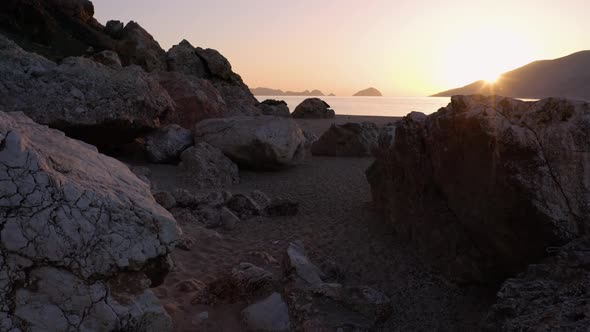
[93,0,589,96]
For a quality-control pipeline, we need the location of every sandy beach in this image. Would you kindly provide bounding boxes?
[143,115,495,331]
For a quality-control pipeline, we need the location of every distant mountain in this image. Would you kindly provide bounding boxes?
[432,51,590,100]
[353,87,382,96]
[328,93,336,96]
[251,87,325,96]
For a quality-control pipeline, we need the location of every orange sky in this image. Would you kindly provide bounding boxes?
[94,0,589,96]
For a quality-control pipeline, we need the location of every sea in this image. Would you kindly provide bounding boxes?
[255,96,451,118]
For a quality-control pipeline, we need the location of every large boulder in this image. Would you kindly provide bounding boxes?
[178,142,239,188]
[115,21,167,72]
[0,0,116,62]
[197,47,260,116]
[0,34,174,147]
[258,99,291,117]
[166,39,208,78]
[482,237,590,331]
[152,71,228,129]
[367,95,590,282]
[166,40,260,116]
[194,116,309,170]
[145,124,194,163]
[311,122,379,156]
[292,98,335,119]
[0,1,169,73]
[0,111,181,331]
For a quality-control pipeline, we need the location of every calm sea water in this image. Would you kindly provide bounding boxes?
[255,96,451,117]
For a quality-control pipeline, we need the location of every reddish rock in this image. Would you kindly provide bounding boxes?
[367,95,590,282]
[153,71,228,128]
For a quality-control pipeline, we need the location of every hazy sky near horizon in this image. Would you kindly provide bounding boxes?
[94,0,589,96]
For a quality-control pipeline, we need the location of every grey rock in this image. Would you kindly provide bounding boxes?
[483,237,590,332]
[166,39,208,78]
[210,79,261,116]
[0,35,174,147]
[231,262,274,295]
[195,47,234,81]
[178,142,240,189]
[249,190,271,211]
[154,191,177,210]
[145,124,193,163]
[284,241,324,287]
[105,20,124,37]
[241,293,290,332]
[376,122,399,153]
[220,207,240,230]
[367,95,590,282]
[259,99,291,117]
[172,189,202,208]
[226,194,264,219]
[0,111,180,331]
[129,166,152,187]
[91,50,122,69]
[292,98,335,119]
[198,207,222,229]
[195,47,260,116]
[116,21,167,72]
[194,116,309,170]
[312,122,380,157]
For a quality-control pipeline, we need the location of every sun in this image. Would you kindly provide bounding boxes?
[483,74,501,85]
[435,24,537,90]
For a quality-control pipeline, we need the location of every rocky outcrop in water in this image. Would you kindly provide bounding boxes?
[312,122,380,157]
[0,34,174,147]
[0,111,181,331]
[353,87,382,97]
[292,98,335,119]
[367,95,590,283]
[194,116,309,170]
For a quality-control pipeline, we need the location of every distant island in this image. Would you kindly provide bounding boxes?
[353,87,382,96]
[251,87,325,96]
[432,50,590,100]
[328,93,336,96]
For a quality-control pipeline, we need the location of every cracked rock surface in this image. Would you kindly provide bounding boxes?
[0,111,181,331]
[367,95,590,283]
[0,33,174,147]
[483,236,590,331]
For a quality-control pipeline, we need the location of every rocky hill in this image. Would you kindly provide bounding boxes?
[251,87,325,96]
[353,87,382,96]
[432,51,590,100]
